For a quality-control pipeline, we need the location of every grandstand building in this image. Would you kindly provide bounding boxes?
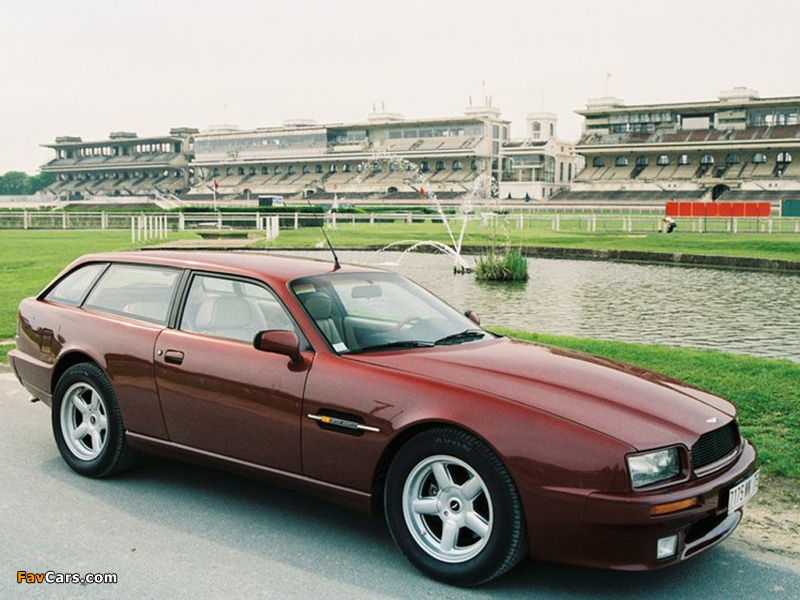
[565,87,800,204]
[188,103,509,202]
[40,128,198,199]
[500,112,581,200]
[37,103,579,204]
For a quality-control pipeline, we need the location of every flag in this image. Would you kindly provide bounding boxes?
[420,187,425,198]
[213,179,219,190]
[525,193,531,203]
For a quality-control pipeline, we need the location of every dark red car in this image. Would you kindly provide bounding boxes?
[9,251,759,586]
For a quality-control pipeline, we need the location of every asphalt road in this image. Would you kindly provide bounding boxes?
[1,371,797,600]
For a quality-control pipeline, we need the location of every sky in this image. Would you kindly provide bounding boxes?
[3,0,800,174]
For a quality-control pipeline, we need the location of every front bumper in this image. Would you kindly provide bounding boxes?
[528,439,758,570]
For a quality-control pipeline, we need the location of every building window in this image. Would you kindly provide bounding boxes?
[635,156,649,166]
[592,157,605,168]
[549,124,555,137]
[568,163,573,181]
[753,153,767,164]
[315,164,323,174]
[421,161,430,173]
[700,154,714,165]
[678,154,691,165]
[452,160,462,171]
[615,156,628,167]
[328,164,337,173]
[261,166,269,175]
[435,161,444,171]
[238,167,245,176]
[725,153,740,165]
[288,165,296,175]
[275,166,283,175]
[225,167,233,176]
[657,155,669,166]
[777,152,793,163]
[343,163,351,173]
[302,165,310,174]
[249,167,256,175]
[471,159,478,170]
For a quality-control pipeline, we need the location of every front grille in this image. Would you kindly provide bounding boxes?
[692,422,740,472]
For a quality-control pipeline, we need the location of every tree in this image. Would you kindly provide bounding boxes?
[0,171,55,195]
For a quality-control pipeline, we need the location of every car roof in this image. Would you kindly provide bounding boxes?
[72,250,382,284]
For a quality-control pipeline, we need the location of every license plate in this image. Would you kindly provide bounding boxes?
[728,470,760,514]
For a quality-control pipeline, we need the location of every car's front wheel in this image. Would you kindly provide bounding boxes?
[384,427,528,586]
[52,363,137,478]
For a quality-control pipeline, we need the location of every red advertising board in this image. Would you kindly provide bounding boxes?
[665,202,771,218]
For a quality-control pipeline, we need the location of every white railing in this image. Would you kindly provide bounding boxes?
[0,210,798,235]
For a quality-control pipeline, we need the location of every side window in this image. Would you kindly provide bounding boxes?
[44,263,107,306]
[180,275,295,343]
[84,264,181,324]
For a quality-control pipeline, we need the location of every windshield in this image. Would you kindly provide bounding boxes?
[291,271,490,354]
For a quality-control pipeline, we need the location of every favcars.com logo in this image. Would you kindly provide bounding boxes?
[17,571,118,584]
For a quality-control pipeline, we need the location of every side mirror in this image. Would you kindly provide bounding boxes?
[465,310,481,326]
[254,330,302,363]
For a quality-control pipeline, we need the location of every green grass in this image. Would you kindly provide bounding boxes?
[491,328,800,480]
[0,230,200,339]
[256,222,800,263]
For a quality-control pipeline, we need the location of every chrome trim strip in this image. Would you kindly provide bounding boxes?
[307,413,380,433]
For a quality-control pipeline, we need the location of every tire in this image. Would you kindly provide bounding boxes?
[384,427,528,586]
[51,363,138,478]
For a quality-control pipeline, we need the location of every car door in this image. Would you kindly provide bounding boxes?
[154,273,311,473]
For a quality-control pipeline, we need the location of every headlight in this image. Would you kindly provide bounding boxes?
[628,448,680,489]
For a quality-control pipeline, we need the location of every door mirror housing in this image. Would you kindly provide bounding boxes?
[464,310,481,326]
[254,330,302,363]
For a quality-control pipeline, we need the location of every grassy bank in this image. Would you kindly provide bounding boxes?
[258,222,800,263]
[492,328,799,480]
[0,230,199,338]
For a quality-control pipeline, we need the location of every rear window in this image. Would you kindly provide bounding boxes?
[44,263,108,306]
[83,264,181,324]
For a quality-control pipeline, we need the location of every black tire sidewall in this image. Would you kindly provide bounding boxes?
[384,428,526,586]
[51,363,126,478]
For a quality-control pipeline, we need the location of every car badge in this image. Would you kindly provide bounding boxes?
[706,417,718,424]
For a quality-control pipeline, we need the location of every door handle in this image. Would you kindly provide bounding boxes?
[164,350,184,365]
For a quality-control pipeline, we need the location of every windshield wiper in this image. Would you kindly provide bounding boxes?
[347,340,435,354]
[434,329,487,346]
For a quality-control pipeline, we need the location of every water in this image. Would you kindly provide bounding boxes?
[285,250,800,362]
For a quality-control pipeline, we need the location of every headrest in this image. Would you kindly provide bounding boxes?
[303,292,333,320]
[196,296,252,329]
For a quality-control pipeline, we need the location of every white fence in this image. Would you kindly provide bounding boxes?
[0,210,798,235]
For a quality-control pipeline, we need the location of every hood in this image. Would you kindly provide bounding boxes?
[346,337,736,451]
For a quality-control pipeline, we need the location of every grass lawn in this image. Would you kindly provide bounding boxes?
[492,328,800,480]
[257,221,800,262]
[0,230,199,339]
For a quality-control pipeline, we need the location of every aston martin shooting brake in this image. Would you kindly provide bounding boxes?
[9,251,759,585]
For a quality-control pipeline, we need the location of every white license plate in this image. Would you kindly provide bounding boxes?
[728,470,760,514]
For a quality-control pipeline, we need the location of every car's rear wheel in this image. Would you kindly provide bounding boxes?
[384,427,528,586]
[52,363,137,478]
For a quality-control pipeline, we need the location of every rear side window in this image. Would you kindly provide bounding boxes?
[44,263,107,306]
[84,264,181,324]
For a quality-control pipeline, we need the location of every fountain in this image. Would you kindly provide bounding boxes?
[339,150,498,273]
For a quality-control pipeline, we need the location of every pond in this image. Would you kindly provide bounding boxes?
[282,250,800,363]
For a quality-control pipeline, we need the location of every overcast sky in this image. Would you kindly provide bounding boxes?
[3,0,799,173]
